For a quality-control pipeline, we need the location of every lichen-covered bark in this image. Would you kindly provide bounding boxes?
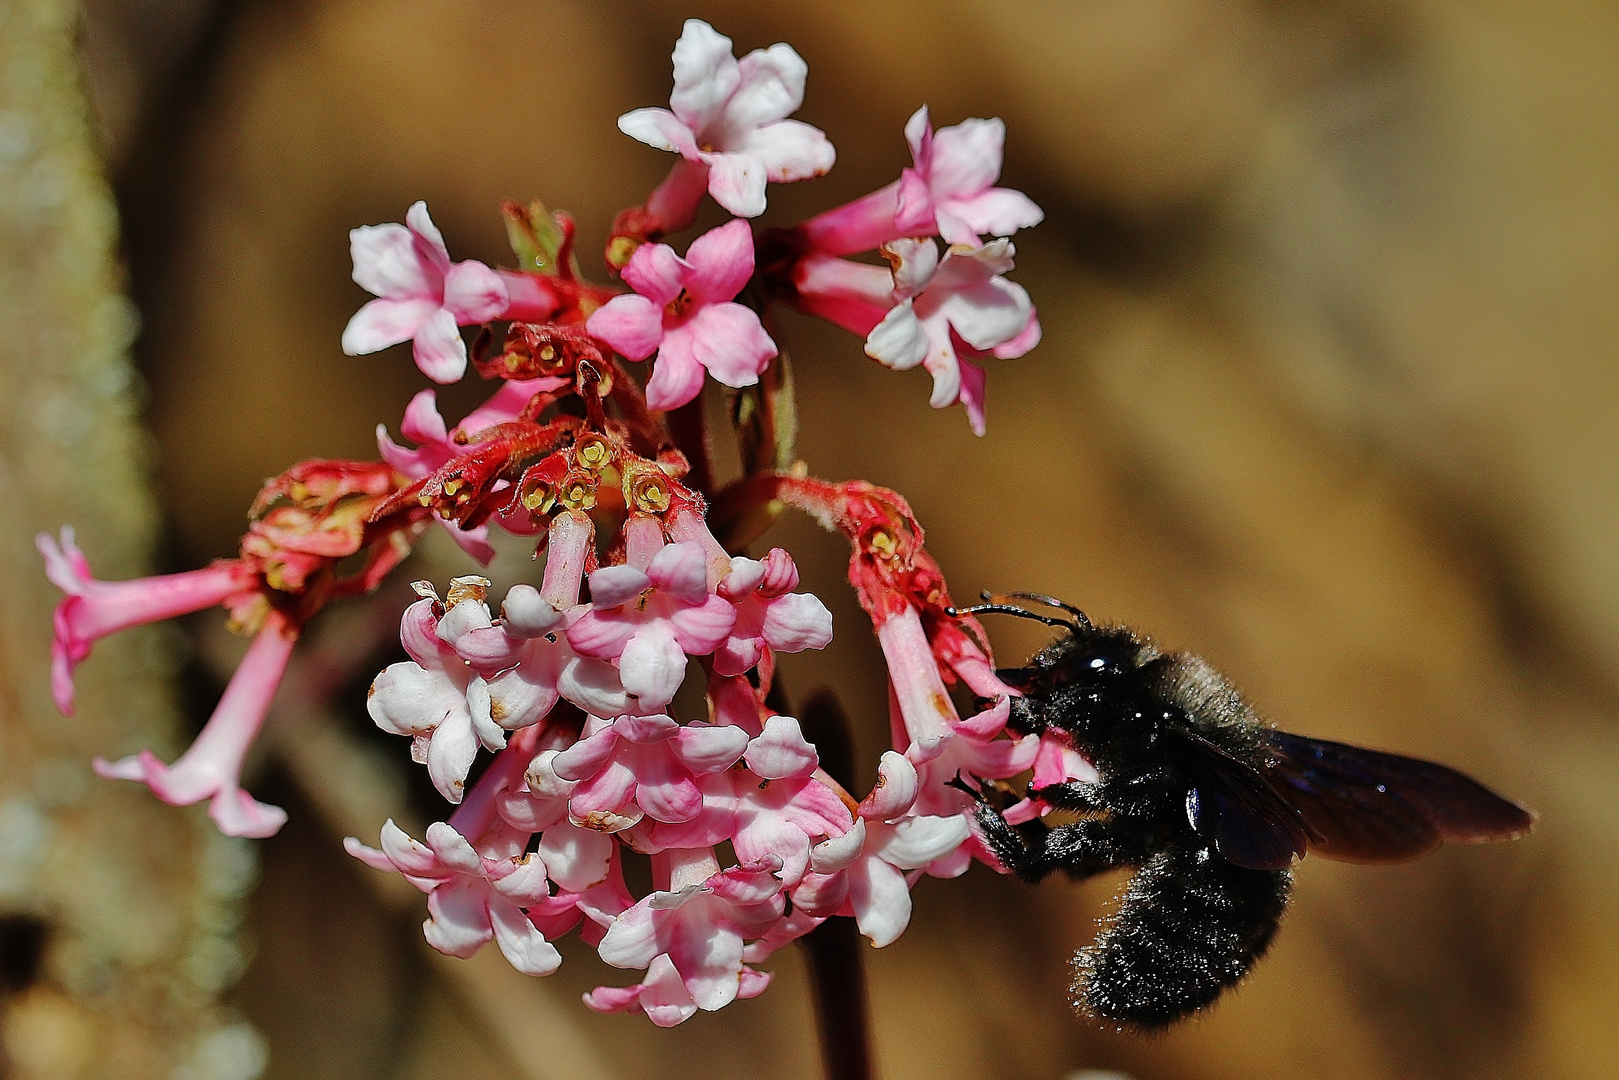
[0,2,256,1076]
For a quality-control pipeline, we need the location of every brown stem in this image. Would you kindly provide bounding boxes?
[802,917,878,1080]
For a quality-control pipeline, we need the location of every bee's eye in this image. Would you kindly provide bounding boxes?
[1069,647,1127,678]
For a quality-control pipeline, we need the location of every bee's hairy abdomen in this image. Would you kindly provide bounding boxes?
[1074,847,1292,1029]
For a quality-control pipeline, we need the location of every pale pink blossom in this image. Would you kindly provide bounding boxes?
[94,618,295,838]
[343,201,548,384]
[1003,728,1102,825]
[649,716,854,887]
[593,850,785,1020]
[453,514,632,724]
[344,819,572,975]
[798,106,1043,255]
[712,548,833,677]
[37,526,257,715]
[902,107,1044,247]
[549,714,749,831]
[583,953,772,1028]
[586,220,777,411]
[566,541,737,712]
[792,751,970,947]
[368,583,505,803]
[617,19,835,220]
[863,238,1040,436]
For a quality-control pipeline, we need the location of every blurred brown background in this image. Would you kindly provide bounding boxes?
[6,0,1618,1076]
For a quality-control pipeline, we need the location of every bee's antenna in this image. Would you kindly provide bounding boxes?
[999,592,1093,630]
[946,601,1079,632]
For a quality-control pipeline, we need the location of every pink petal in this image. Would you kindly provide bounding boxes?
[634,765,704,825]
[669,19,741,133]
[718,557,766,600]
[727,43,808,129]
[570,761,644,828]
[809,817,867,875]
[959,357,987,437]
[399,388,449,446]
[706,859,784,905]
[683,219,756,304]
[552,726,620,782]
[859,751,920,821]
[926,117,1005,202]
[703,151,768,218]
[596,900,662,969]
[640,955,702,1027]
[741,119,836,182]
[404,200,453,274]
[760,593,833,654]
[893,167,936,236]
[943,187,1044,244]
[877,814,971,868]
[991,307,1041,359]
[684,303,776,388]
[208,788,288,839]
[557,654,634,718]
[666,595,738,656]
[565,608,638,660]
[621,240,688,308]
[618,623,689,710]
[488,896,562,975]
[667,920,746,1012]
[341,296,438,355]
[443,260,509,323]
[670,723,750,774]
[743,715,818,780]
[614,713,682,744]
[589,564,652,608]
[904,105,933,170]
[423,878,493,958]
[378,819,447,878]
[424,821,483,875]
[426,711,479,803]
[617,107,697,155]
[587,294,666,364]
[343,836,398,874]
[646,541,709,605]
[643,328,707,411]
[849,855,912,948]
[864,301,928,371]
[540,826,614,892]
[348,221,433,299]
[411,307,468,384]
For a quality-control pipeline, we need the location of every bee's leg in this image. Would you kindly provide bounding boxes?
[970,801,1058,883]
[1030,780,1106,812]
[1042,819,1152,882]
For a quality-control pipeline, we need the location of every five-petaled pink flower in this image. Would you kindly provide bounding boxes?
[864,238,1040,436]
[341,201,512,384]
[94,616,296,839]
[345,819,576,975]
[37,526,257,715]
[902,106,1045,248]
[549,714,750,832]
[590,851,785,1024]
[713,548,833,677]
[618,19,835,220]
[586,220,777,411]
[566,540,737,711]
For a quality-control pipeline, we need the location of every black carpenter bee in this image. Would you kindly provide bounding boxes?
[948,592,1536,1031]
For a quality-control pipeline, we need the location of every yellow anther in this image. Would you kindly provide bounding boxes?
[868,529,897,558]
[559,472,597,511]
[520,479,555,514]
[442,478,463,496]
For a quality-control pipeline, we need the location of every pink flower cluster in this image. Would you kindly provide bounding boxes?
[39,16,1064,1028]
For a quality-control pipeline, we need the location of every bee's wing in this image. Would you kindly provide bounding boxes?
[1260,730,1535,864]
[1172,727,1314,871]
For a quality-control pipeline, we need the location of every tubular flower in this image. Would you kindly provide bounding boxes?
[586,220,777,411]
[37,526,258,715]
[713,548,833,677]
[342,201,527,384]
[798,105,1044,256]
[95,615,297,838]
[550,713,749,831]
[566,539,737,713]
[786,238,1039,434]
[617,19,835,223]
[592,850,787,1022]
[368,579,506,803]
[345,818,572,975]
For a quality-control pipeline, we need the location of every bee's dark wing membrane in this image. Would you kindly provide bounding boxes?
[1260,730,1535,864]
[1171,727,1314,871]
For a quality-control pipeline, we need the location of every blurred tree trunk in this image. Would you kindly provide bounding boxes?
[0,2,257,1077]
